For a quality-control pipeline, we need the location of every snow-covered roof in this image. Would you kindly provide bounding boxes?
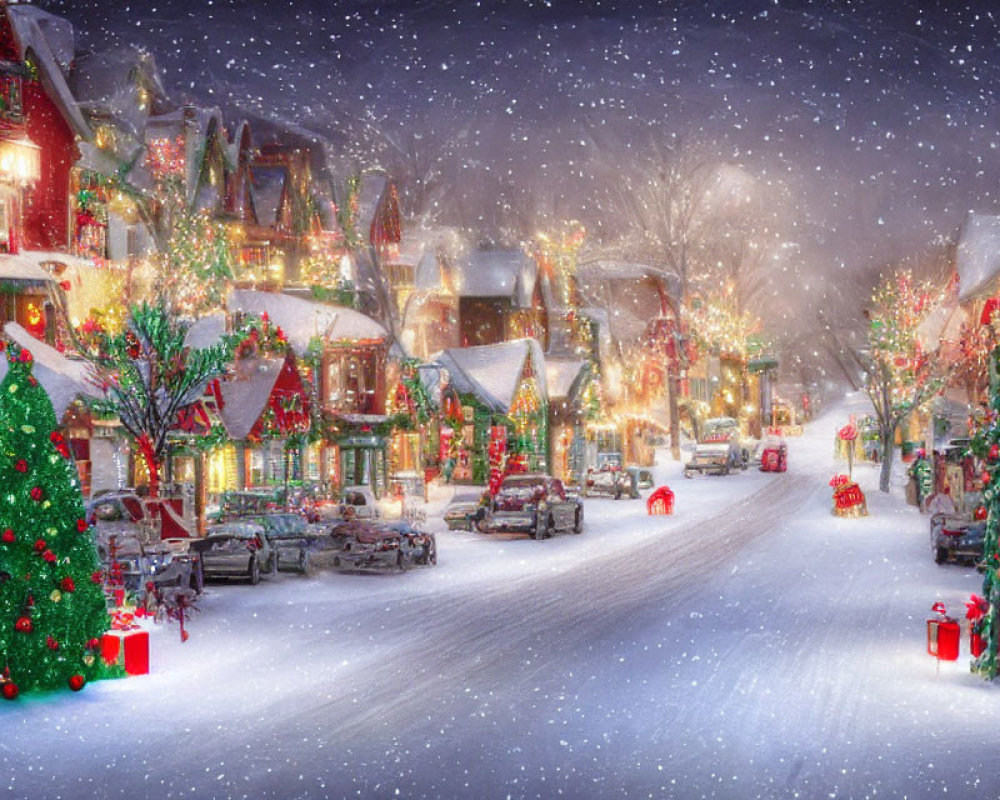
[6,5,91,140]
[957,213,1000,302]
[0,250,62,282]
[227,290,387,352]
[184,313,228,350]
[545,358,587,402]
[69,46,164,145]
[433,338,547,413]
[217,355,285,441]
[456,249,537,304]
[1,322,98,419]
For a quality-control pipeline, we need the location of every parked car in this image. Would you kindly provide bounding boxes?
[930,513,985,566]
[485,474,583,539]
[684,440,745,477]
[582,466,649,499]
[443,498,489,531]
[247,512,318,575]
[190,521,276,584]
[332,520,437,571]
[702,417,755,464]
[318,485,382,522]
[86,491,160,546]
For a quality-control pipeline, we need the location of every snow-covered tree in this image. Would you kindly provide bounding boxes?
[859,270,950,493]
[82,303,239,498]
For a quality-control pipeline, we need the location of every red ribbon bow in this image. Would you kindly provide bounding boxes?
[931,602,948,616]
[966,594,989,621]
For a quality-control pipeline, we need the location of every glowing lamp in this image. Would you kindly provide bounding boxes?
[0,136,40,186]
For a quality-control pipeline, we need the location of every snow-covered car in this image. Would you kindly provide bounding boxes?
[684,440,745,477]
[930,513,985,566]
[327,485,382,521]
[332,520,437,571]
[190,521,276,584]
[86,491,160,547]
[443,500,489,531]
[582,467,641,499]
[247,512,318,574]
[485,474,583,539]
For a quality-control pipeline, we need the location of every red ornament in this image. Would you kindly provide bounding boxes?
[50,431,63,443]
[14,460,26,473]
[90,570,103,584]
[60,577,75,593]
[989,444,1000,461]
[19,349,31,363]
[33,538,46,552]
[975,506,989,521]
[2,683,18,700]
[1,528,14,544]
[85,637,99,650]
[76,518,87,532]
[982,471,992,485]
[30,487,43,501]
[42,550,56,564]
[68,674,85,692]
[46,636,59,651]
[14,616,32,633]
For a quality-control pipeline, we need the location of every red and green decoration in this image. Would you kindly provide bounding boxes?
[0,343,111,698]
[388,360,432,430]
[970,343,1000,679]
[83,302,241,498]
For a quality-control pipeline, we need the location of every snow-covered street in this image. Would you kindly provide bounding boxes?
[4,400,998,800]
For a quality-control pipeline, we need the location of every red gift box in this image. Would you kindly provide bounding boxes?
[101,629,149,675]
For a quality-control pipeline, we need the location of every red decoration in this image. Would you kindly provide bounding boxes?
[60,577,75,593]
[68,674,85,692]
[927,605,960,661]
[982,471,991,485]
[30,487,43,501]
[2,683,18,700]
[14,459,26,472]
[990,444,1000,462]
[14,616,32,633]
[76,518,87,532]
[42,550,56,563]
[966,594,988,621]
[86,637,99,650]
[838,423,858,441]
[980,297,1000,326]
[90,570,102,584]
[975,506,988,521]
[1,528,14,544]
[647,486,675,515]
[33,539,46,552]
[101,629,150,676]
[19,349,31,364]
[46,636,59,650]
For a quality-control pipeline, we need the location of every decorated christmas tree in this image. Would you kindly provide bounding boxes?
[0,343,110,697]
[970,344,1000,679]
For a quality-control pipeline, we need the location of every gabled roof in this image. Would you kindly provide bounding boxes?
[957,213,1000,302]
[356,174,386,241]
[217,355,286,441]
[456,249,537,305]
[433,338,547,413]
[545,358,588,403]
[228,290,387,352]
[146,105,226,205]
[1,322,98,419]
[6,4,91,139]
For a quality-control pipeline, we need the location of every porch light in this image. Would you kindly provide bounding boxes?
[0,136,40,185]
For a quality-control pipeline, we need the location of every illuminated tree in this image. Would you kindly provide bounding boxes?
[0,343,110,698]
[82,302,239,498]
[860,270,950,492]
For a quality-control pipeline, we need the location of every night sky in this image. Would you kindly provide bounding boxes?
[43,0,1000,374]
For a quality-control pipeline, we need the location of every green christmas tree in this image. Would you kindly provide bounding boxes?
[0,343,110,697]
[971,344,1000,679]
